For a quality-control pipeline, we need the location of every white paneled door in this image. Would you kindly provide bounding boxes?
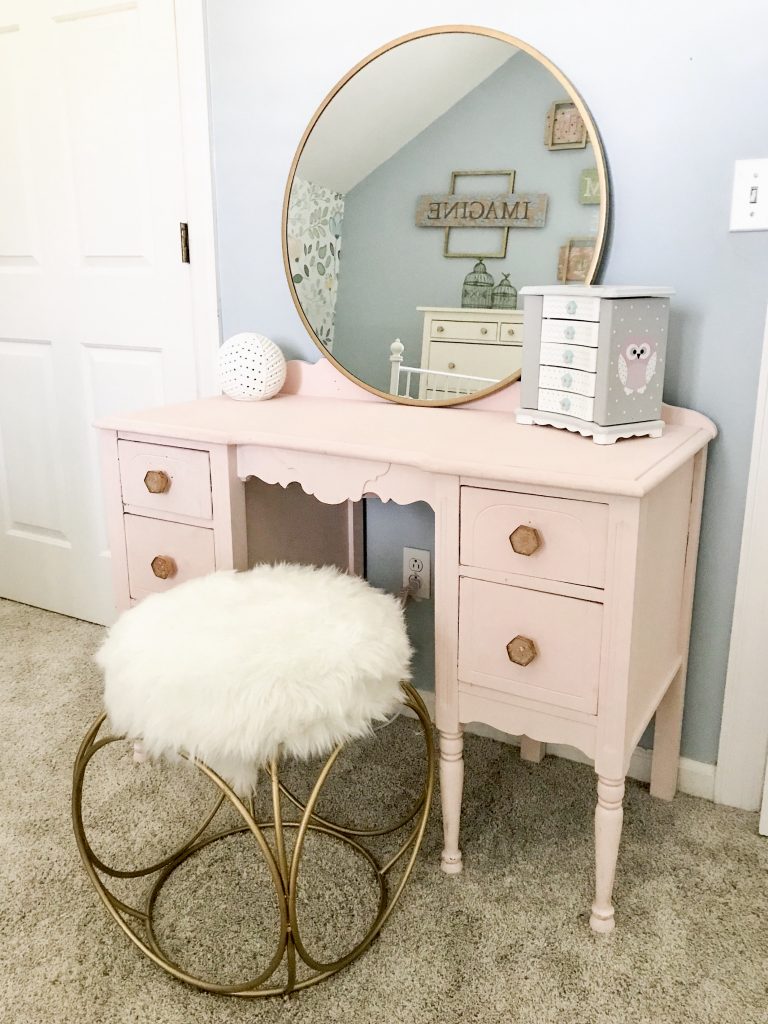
[0,1,205,624]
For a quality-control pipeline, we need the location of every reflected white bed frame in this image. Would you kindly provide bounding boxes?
[388,339,496,399]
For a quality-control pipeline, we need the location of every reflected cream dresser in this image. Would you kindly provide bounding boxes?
[417,307,524,399]
[97,359,715,933]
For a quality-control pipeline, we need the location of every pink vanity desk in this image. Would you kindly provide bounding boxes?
[97,359,716,932]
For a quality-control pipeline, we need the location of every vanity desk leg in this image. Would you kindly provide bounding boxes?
[439,729,465,874]
[590,775,626,933]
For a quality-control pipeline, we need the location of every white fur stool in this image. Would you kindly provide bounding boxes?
[72,564,435,997]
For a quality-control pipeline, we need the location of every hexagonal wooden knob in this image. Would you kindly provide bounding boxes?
[506,635,537,667]
[509,525,541,556]
[150,555,177,580]
[144,470,170,494]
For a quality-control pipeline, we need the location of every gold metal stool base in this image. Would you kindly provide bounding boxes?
[71,682,435,997]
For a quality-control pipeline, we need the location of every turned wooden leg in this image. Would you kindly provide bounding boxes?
[520,736,545,763]
[650,665,684,800]
[439,729,464,874]
[590,775,625,933]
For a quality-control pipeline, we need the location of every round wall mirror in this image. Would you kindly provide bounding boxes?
[283,25,610,406]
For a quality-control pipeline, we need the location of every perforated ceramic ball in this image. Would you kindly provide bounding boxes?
[218,333,287,401]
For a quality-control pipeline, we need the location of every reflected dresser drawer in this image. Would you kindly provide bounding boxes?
[458,577,602,714]
[118,440,212,520]
[430,319,499,343]
[124,514,216,601]
[460,487,608,588]
[428,342,522,382]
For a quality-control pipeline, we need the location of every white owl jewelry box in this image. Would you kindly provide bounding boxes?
[516,285,673,445]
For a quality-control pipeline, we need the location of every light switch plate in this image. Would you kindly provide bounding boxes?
[730,159,768,231]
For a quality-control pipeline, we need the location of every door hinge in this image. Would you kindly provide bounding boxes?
[179,222,190,263]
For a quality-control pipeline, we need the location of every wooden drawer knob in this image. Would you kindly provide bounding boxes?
[448,362,456,369]
[507,635,537,667]
[436,325,444,333]
[480,327,488,335]
[144,470,170,494]
[509,525,541,556]
[150,555,177,580]
[507,327,516,337]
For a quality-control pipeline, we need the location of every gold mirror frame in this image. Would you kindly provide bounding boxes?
[282,24,611,407]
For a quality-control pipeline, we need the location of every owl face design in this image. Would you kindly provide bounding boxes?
[617,337,658,395]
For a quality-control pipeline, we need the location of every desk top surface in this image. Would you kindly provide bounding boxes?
[97,368,716,498]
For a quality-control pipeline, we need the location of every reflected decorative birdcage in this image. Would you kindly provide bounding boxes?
[491,273,517,310]
[461,258,494,308]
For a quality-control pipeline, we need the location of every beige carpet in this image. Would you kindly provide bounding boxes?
[1,597,766,1024]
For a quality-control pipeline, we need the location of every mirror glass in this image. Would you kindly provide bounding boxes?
[284,27,609,405]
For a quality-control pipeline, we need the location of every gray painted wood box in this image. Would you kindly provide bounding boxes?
[517,285,674,445]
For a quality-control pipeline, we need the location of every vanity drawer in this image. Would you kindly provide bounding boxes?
[540,341,598,373]
[538,365,596,397]
[500,321,523,343]
[458,577,601,714]
[540,318,600,347]
[460,487,608,587]
[428,342,521,382]
[538,388,595,421]
[541,295,601,322]
[125,514,216,601]
[430,319,499,343]
[118,441,212,520]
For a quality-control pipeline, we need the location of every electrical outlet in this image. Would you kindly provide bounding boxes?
[730,158,768,231]
[403,547,431,600]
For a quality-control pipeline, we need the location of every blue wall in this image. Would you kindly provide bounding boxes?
[206,0,768,765]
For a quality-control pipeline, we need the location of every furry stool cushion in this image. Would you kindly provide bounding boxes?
[96,564,412,792]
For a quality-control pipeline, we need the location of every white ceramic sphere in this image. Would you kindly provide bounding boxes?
[218,333,287,401]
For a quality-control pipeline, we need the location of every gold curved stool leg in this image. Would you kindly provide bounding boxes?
[71,682,435,997]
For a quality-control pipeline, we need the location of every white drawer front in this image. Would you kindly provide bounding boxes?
[500,321,523,343]
[538,365,596,398]
[538,388,595,421]
[540,342,598,372]
[430,319,499,342]
[540,318,600,347]
[541,295,601,322]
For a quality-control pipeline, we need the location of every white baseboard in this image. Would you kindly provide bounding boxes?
[405,690,716,802]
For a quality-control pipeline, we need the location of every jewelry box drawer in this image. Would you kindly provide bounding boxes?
[428,342,521,381]
[542,295,601,322]
[430,319,499,342]
[125,514,216,601]
[540,341,598,372]
[458,577,601,715]
[538,365,596,397]
[460,487,608,587]
[118,441,212,520]
[538,388,595,421]
[540,318,600,347]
